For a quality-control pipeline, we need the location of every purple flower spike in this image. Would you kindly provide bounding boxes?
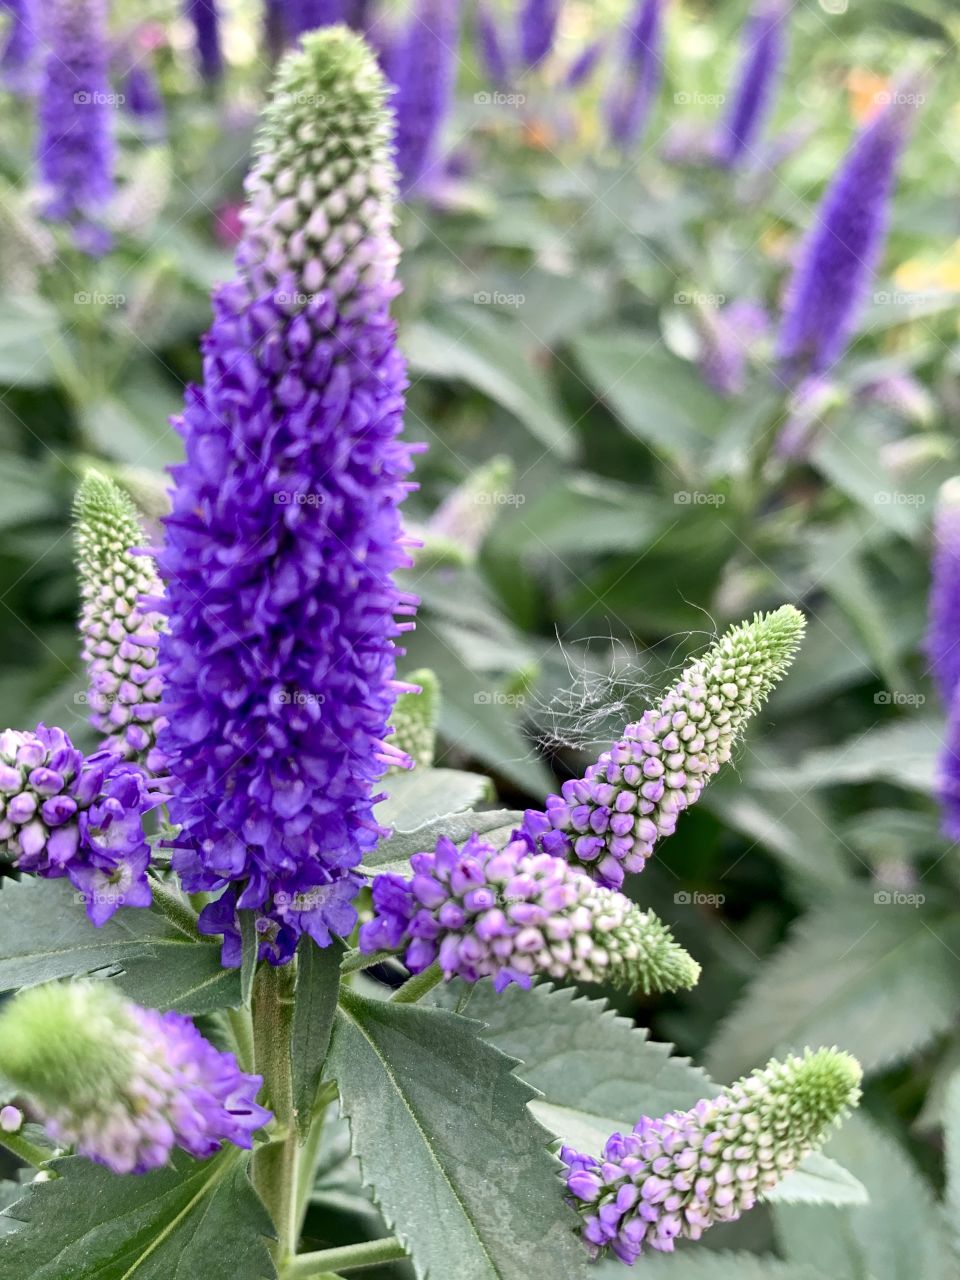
[698,299,770,397]
[477,3,510,89]
[715,0,789,168]
[518,0,560,70]
[926,480,960,707]
[392,0,462,195]
[360,832,700,994]
[0,725,154,924]
[185,0,222,83]
[564,1049,861,1262]
[523,608,805,888]
[776,90,916,382]
[0,983,271,1175]
[158,32,419,966]
[606,0,666,150]
[290,0,344,36]
[1,0,36,92]
[36,0,115,255]
[565,39,605,90]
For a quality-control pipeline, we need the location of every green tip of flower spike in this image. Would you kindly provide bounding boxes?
[389,669,441,772]
[738,1047,862,1152]
[709,605,806,697]
[0,983,137,1114]
[610,907,701,995]
[73,469,147,572]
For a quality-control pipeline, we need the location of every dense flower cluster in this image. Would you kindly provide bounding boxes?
[74,471,167,772]
[392,0,461,194]
[777,90,914,382]
[0,725,153,924]
[157,32,418,965]
[360,832,700,994]
[563,1048,862,1263]
[0,983,270,1174]
[36,0,115,254]
[715,0,788,168]
[522,607,805,888]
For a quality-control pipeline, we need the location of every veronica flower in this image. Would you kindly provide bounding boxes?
[776,91,915,382]
[518,0,560,70]
[697,299,770,397]
[1,0,36,91]
[565,39,605,90]
[360,832,701,994]
[563,1048,861,1263]
[157,32,419,966]
[0,725,153,924]
[74,472,167,772]
[36,0,115,255]
[123,61,164,128]
[477,3,510,89]
[185,0,222,82]
[0,982,270,1175]
[715,0,789,168]
[522,607,805,889]
[290,0,344,36]
[607,0,666,150]
[392,0,461,195]
[926,482,960,707]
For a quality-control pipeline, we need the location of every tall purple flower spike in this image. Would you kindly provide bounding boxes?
[0,725,154,925]
[698,299,770,397]
[563,1048,861,1263]
[565,39,605,90]
[926,480,960,840]
[0,983,271,1176]
[715,0,789,168]
[1,0,36,92]
[606,0,666,150]
[157,32,420,967]
[392,0,461,195]
[290,0,344,36]
[185,0,223,82]
[36,0,115,255]
[776,89,915,382]
[518,0,560,70]
[477,3,510,89]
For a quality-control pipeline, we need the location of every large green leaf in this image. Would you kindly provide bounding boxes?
[326,989,589,1280]
[291,939,342,1138]
[944,1071,960,1258]
[503,475,672,557]
[707,894,960,1080]
[757,718,942,795]
[596,1253,824,1280]
[0,878,239,1015]
[0,1150,275,1279]
[375,769,493,834]
[764,1152,867,1207]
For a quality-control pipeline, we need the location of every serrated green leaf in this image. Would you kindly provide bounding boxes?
[0,1150,275,1279]
[291,939,342,1139]
[0,878,240,1015]
[375,769,493,834]
[362,809,522,878]
[326,989,589,1280]
[596,1251,824,1280]
[944,1071,960,1257]
[447,982,712,1146]
[764,1152,868,1207]
[707,895,960,1081]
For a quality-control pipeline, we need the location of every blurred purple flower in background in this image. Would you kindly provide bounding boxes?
[477,3,510,88]
[290,0,344,36]
[715,0,789,168]
[565,38,605,90]
[697,299,770,397]
[606,0,666,150]
[926,480,960,840]
[518,0,560,71]
[185,0,222,83]
[393,0,461,195]
[1,0,35,92]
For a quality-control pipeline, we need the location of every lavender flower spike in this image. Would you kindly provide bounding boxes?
[519,0,560,71]
[607,0,666,150]
[0,725,154,924]
[925,478,960,708]
[36,0,115,255]
[564,1047,861,1262]
[477,3,510,89]
[185,0,223,83]
[523,606,805,888]
[715,0,789,168]
[74,472,167,772]
[360,832,701,994]
[0,982,270,1175]
[1,0,36,92]
[158,31,419,966]
[777,90,915,381]
[392,0,461,195]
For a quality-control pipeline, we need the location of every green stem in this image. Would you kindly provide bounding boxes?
[253,963,299,1262]
[294,1086,337,1238]
[148,876,201,938]
[0,1131,54,1170]
[227,1006,256,1075]
[390,963,442,1004]
[282,1237,408,1277]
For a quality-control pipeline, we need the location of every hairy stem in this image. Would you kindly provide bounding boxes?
[390,963,442,1004]
[252,962,299,1261]
[0,1131,55,1171]
[148,875,201,938]
[227,1006,256,1074]
[282,1237,408,1277]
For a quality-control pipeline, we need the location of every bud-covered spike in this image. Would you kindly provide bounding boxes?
[74,470,167,772]
[359,832,700,995]
[0,983,271,1175]
[563,1047,862,1263]
[388,669,441,772]
[523,606,806,888]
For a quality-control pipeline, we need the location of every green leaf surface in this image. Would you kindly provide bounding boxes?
[0,1151,275,1280]
[707,894,960,1080]
[763,1152,868,1207]
[595,1252,823,1280]
[291,939,342,1138]
[375,769,493,834]
[363,809,522,878]
[944,1071,960,1258]
[326,988,588,1280]
[0,878,239,1015]
[757,717,943,795]
[0,298,60,387]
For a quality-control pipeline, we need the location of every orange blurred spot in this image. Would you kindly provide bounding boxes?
[523,119,556,150]
[846,69,891,124]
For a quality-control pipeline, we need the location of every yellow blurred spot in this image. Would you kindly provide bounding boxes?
[846,69,890,124]
[894,241,960,293]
